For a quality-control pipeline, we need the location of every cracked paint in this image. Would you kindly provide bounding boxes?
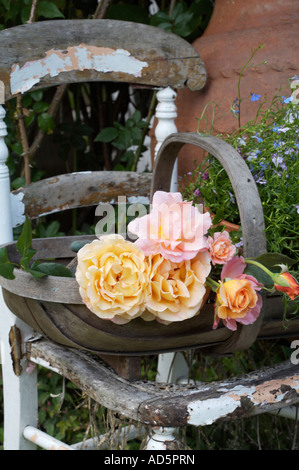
[10,44,148,95]
[10,191,25,227]
[187,375,299,426]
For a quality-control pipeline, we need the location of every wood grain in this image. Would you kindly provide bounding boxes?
[27,338,299,426]
[0,19,206,101]
[13,171,152,220]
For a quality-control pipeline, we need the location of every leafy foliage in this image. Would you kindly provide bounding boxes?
[0,216,73,279]
[183,82,299,264]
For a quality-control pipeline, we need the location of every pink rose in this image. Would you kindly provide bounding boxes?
[208,231,237,265]
[128,191,212,263]
[213,256,263,331]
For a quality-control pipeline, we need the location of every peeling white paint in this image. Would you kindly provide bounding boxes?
[127,196,150,205]
[187,396,241,426]
[10,44,148,95]
[187,384,256,426]
[10,191,25,227]
[187,377,299,426]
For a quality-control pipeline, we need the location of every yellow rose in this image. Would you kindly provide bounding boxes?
[144,251,211,324]
[75,235,149,324]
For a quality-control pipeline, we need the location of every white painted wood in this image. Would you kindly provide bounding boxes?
[154,87,178,191]
[270,405,299,421]
[145,427,179,450]
[156,352,189,384]
[71,425,146,450]
[0,104,38,450]
[23,426,74,450]
[0,105,13,244]
[0,290,39,450]
[11,45,149,96]
[154,87,182,450]
[10,192,25,228]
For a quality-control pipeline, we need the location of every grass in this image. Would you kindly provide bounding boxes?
[1,338,298,450]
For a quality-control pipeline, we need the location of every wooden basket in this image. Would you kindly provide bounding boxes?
[1,133,297,356]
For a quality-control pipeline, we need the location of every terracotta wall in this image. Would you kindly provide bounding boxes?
[175,0,299,178]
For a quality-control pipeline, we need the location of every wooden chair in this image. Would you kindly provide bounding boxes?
[0,19,298,451]
[0,18,206,450]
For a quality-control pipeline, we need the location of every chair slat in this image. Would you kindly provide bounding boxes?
[0,19,206,101]
[13,170,151,220]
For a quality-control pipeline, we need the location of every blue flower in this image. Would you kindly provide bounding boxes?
[281,95,293,104]
[250,93,261,102]
[273,140,283,149]
[272,155,283,167]
[235,238,243,248]
[251,133,263,143]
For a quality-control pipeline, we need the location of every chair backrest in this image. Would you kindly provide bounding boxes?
[0,19,206,236]
[0,19,206,100]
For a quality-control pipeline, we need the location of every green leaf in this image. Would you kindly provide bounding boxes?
[37,1,65,19]
[150,11,170,27]
[44,221,61,238]
[132,110,142,123]
[253,252,296,269]
[0,246,9,264]
[11,176,25,190]
[21,5,31,23]
[30,90,44,102]
[33,262,73,278]
[11,142,24,156]
[0,263,15,280]
[27,268,47,279]
[33,101,49,113]
[244,264,274,288]
[37,113,55,134]
[95,127,119,143]
[0,247,15,279]
[17,216,37,271]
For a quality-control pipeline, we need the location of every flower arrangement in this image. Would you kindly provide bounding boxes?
[74,190,298,330]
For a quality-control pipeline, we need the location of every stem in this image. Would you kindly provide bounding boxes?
[205,277,220,292]
[94,0,111,19]
[16,95,31,186]
[131,90,157,172]
[169,0,176,17]
[237,44,265,128]
[244,258,274,278]
[28,0,39,23]
[29,84,67,159]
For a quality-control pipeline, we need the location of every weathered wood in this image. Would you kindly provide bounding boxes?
[138,358,299,427]
[27,338,160,422]
[13,171,151,221]
[151,132,267,259]
[27,338,299,427]
[0,19,206,101]
[97,354,141,381]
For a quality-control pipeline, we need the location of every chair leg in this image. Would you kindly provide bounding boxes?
[145,427,181,450]
[144,353,189,450]
[0,289,38,450]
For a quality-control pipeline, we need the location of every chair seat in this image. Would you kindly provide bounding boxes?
[27,337,299,428]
